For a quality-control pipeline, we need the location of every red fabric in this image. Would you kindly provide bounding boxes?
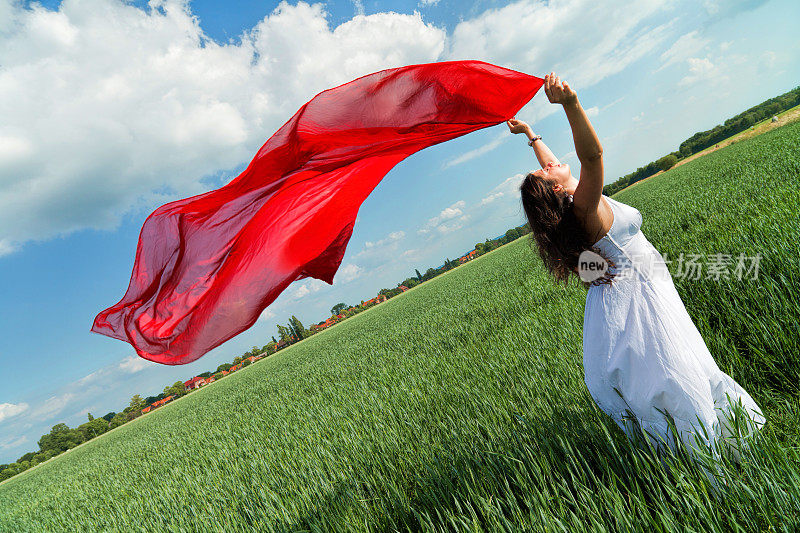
[92,60,543,365]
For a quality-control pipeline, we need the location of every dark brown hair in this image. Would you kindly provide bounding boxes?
[520,172,594,286]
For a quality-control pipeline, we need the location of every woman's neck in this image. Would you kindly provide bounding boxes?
[564,176,579,195]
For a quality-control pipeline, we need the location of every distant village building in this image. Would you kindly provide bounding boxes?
[362,294,387,306]
[143,394,176,414]
[311,315,344,332]
[276,337,293,349]
[398,285,409,292]
[183,376,206,390]
[459,249,478,263]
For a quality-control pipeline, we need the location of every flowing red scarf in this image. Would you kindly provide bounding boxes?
[92,60,544,364]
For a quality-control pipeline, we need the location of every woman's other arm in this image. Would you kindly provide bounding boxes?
[544,73,604,214]
[506,118,560,168]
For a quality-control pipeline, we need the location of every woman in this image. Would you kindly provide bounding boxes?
[508,73,766,469]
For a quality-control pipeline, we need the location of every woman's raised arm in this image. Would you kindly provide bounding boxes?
[544,73,604,214]
[506,118,560,168]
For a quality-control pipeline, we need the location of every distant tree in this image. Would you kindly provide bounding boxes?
[379,287,402,298]
[122,406,140,422]
[213,372,224,381]
[277,324,291,342]
[78,418,109,441]
[101,412,116,422]
[163,381,186,398]
[128,395,146,412]
[38,423,85,453]
[423,267,437,281]
[505,228,522,244]
[108,412,128,429]
[331,303,348,316]
[217,363,232,373]
[87,413,94,422]
[657,154,678,172]
[400,277,418,288]
[233,356,243,365]
[198,371,212,378]
[242,359,252,367]
[17,452,36,464]
[289,315,307,340]
[415,268,423,282]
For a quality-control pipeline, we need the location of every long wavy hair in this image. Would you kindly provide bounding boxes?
[520,172,595,286]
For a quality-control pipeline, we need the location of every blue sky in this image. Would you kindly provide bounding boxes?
[0,0,798,463]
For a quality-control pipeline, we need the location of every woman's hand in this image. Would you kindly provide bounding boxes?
[544,72,578,106]
[506,117,531,135]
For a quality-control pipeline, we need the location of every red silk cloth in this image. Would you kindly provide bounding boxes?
[92,60,544,364]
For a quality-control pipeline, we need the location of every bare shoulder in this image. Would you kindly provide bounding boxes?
[574,195,614,244]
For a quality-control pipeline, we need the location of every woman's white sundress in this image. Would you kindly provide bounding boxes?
[582,194,766,467]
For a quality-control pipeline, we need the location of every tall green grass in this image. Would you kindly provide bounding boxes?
[1,122,798,532]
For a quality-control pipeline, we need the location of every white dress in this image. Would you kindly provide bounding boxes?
[583,195,766,461]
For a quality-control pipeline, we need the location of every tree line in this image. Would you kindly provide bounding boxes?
[603,85,800,196]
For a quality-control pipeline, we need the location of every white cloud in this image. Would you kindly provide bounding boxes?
[118,355,157,374]
[0,402,29,424]
[560,150,577,165]
[363,230,405,249]
[475,173,527,212]
[351,0,365,16]
[679,57,722,86]
[350,230,408,276]
[333,263,364,283]
[480,191,504,205]
[419,0,440,5]
[446,0,673,91]
[657,30,711,71]
[258,308,276,322]
[418,200,467,236]
[584,106,599,117]
[0,435,28,451]
[30,393,75,421]
[443,131,510,169]
[702,0,769,18]
[759,50,777,70]
[0,239,16,257]
[289,278,328,300]
[77,368,107,386]
[0,0,446,254]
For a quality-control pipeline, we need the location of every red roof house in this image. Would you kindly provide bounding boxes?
[183,376,206,390]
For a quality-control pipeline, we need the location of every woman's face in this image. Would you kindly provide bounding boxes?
[532,162,571,191]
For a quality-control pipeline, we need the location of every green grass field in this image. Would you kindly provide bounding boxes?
[1,121,799,532]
